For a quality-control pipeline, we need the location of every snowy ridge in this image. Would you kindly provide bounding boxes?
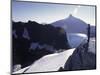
[13,48,75,74]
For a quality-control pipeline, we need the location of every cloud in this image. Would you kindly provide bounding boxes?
[73,6,81,15]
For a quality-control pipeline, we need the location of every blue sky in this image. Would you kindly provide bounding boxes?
[12,1,96,25]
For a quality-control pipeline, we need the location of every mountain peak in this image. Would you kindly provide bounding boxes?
[69,14,73,17]
[67,14,76,19]
[64,14,76,21]
[52,14,88,34]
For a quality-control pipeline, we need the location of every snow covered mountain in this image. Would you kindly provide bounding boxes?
[52,14,88,34]
[51,14,95,48]
[13,37,96,74]
[12,15,96,74]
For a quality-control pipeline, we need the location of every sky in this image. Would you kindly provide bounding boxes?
[12,1,96,25]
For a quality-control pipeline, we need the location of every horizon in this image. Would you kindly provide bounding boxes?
[12,1,96,25]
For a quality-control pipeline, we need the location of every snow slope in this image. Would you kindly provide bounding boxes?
[13,48,75,74]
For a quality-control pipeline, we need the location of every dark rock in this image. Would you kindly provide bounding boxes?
[64,41,96,71]
[12,21,70,68]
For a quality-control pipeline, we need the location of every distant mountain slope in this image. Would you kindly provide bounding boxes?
[52,14,88,34]
[90,26,96,37]
[52,14,96,37]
